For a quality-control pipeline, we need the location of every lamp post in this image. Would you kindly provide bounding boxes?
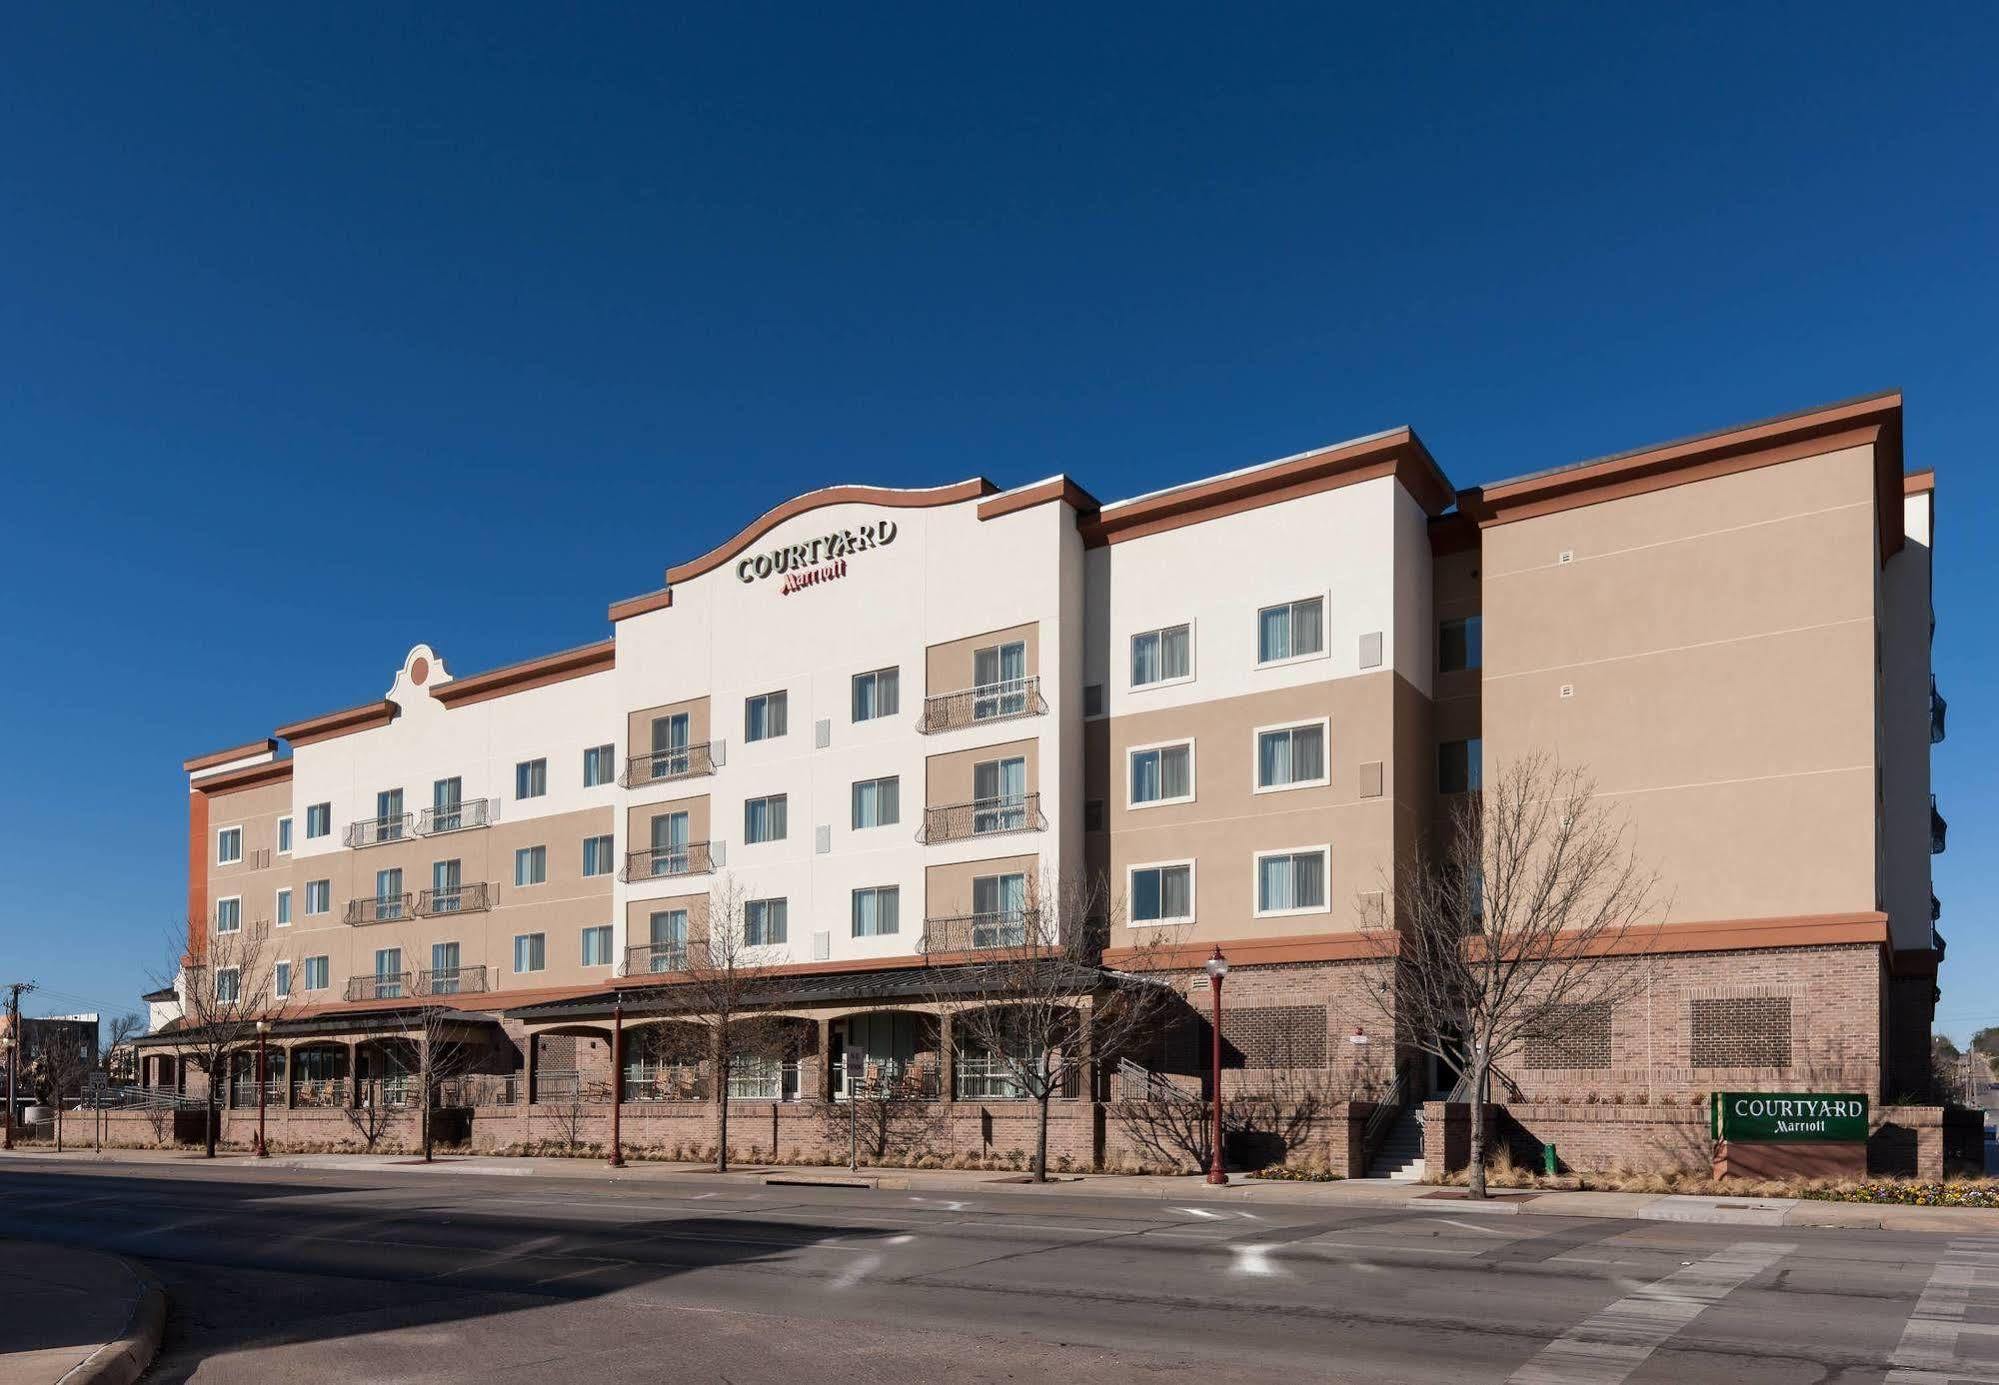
[254,1020,269,1158]
[608,999,625,1169]
[1205,947,1229,1185]
[1,1035,13,1152]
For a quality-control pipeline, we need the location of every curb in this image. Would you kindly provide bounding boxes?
[59,1256,164,1385]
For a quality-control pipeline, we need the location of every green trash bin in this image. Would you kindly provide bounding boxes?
[1542,1143,1558,1176]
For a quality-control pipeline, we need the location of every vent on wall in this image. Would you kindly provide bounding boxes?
[1358,761,1383,798]
[815,825,831,855]
[1358,631,1383,669]
[812,931,831,961]
[1084,799,1107,832]
[1084,683,1105,717]
[815,719,832,749]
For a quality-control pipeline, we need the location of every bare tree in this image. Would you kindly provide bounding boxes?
[1360,754,1662,1198]
[342,1082,396,1153]
[154,923,294,1158]
[102,1013,145,1085]
[673,878,790,1172]
[927,870,1180,1182]
[33,1030,93,1153]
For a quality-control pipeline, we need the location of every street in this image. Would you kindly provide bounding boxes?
[2,1160,1997,1382]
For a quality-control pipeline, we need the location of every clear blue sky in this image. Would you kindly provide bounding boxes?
[2,6,1993,1039]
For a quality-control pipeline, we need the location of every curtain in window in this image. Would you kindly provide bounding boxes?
[1161,625,1190,679]
[1258,731,1289,787]
[1159,746,1190,800]
[650,910,687,946]
[1131,631,1160,686]
[1292,598,1323,655]
[1259,855,1294,911]
[1160,865,1191,918]
[1130,751,1159,803]
[1133,869,1162,920]
[1259,605,1291,662]
[1293,726,1324,781]
[746,796,785,843]
[853,779,896,828]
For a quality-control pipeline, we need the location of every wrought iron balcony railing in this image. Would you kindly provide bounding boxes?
[345,813,415,849]
[917,792,1044,844]
[416,798,499,836]
[621,942,690,977]
[345,971,413,1003]
[417,964,488,997]
[1932,794,1948,855]
[916,676,1046,734]
[621,741,720,789]
[920,911,1045,954]
[344,893,414,926]
[416,882,493,917]
[1932,676,1947,745]
[619,840,720,883]
[291,1078,349,1108]
[621,1063,709,1103]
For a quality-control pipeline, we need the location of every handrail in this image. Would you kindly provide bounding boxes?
[916,792,1045,844]
[345,813,415,849]
[344,893,414,926]
[1360,1073,1406,1167]
[919,910,1048,954]
[621,942,689,977]
[916,676,1046,734]
[416,798,499,836]
[619,840,719,883]
[417,964,487,996]
[621,741,720,789]
[416,882,493,917]
[345,972,414,1002]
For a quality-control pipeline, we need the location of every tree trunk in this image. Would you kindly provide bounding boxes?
[205,1080,218,1158]
[422,1093,432,1163]
[1467,1055,1489,1200]
[717,1082,731,1172]
[1033,1089,1052,1182]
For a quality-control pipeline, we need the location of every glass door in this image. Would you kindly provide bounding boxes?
[433,777,463,833]
[650,811,689,876]
[430,941,461,995]
[652,713,690,780]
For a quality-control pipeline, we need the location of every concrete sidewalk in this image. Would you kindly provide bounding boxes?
[11,1144,1999,1234]
[0,1240,163,1385]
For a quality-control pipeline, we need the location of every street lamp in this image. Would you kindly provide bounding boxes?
[254,1020,269,1158]
[1205,947,1229,1186]
[608,999,626,1170]
[1,1035,13,1152]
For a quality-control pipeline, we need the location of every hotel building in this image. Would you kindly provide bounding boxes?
[137,389,1945,1173]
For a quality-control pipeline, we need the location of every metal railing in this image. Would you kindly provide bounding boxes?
[416,798,499,836]
[416,882,493,916]
[620,741,720,789]
[1932,677,1947,745]
[621,1063,708,1103]
[345,972,413,1002]
[917,793,1044,844]
[619,840,719,883]
[727,1058,803,1102]
[919,911,1046,954]
[621,942,689,977]
[533,1072,614,1105]
[291,1079,350,1108]
[838,1059,941,1102]
[917,676,1045,734]
[344,893,414,926]
[1932,794,1948,855]
[417,964,487,997]
[227,1080,283,1109]
[344,813,414,849]
[954,1055,1032,1101]
[377,1076,420,1109]
[1359,1073,1408,1169]
[1109,1057,1189,1103]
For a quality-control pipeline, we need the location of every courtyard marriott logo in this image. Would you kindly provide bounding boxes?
[736,518,899,595]
[1712,1092,1869,1143]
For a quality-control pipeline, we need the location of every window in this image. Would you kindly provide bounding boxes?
[431,777,465,832]
[430,942,462,993]
[745,690,788,742]
[582,834,614,877]
[583,743,616,788]
[1131,863,1194,924]
[581,925,614,967]
[744,794,788,844]
[375,788,405,839]
[1440,615,1483,673]
[745,897,788,947]
[216,828,242,865]
[514,758,547,800]
[305,803,332,840]
[1131,623,1192,687]
[851,776,900,829]
[276,817,293,854]
[303,955,329,992]
[513,933,547,974]
[374,948,403,999]
[971,756,1030,833]
[1257,596,1325,664]
[274,961,292,999]
[647,909,689,972]
[304,879,331,916]
[972,874,1028,948]
[1255,848,1329,916]
[215,897,241,934]
[214,968,240,1004]
[514,846,547,887]
[852,667,899,721]
[431,859,463,911]
[1255,721,1328,791]
[1129,741,1194,807]
[1439,738,1483,794]
[647,713,691,779]
[647,812,691,874]
[275,888,292,927]
[972,641,1028,719]
[851,886,900,938]
[375,868,404,920]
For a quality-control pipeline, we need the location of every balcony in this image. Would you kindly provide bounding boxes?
[345,813,414,849]
[344,971,412,1003]
[920,911,1036,954]
[621,942,689,977]
[621,741,720,789]
[344,893,414,926]
[917,792,1045,844]
[417,964,488,997]
[1932,794,1948,855]
[916,676,1046,735]
[619,840,720,884]
[417,798,499,836]
[1931,677,1947,744]
[416,882,493,917]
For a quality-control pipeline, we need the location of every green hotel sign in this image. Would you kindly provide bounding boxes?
[1711,1092,1869,1143]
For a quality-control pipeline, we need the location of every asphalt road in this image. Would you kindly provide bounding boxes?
[2,1160,1997,1383]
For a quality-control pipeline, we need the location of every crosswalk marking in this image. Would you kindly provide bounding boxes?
[1506,1240,1793,1384]
[1885,1237,1999,1384]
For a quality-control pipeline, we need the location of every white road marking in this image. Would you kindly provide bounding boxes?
[887,1234,916,1245]
[1885,1237,1999,1384]
[830,1252,882,1290]
[1506,1240,1793,1384]
[1231,1244,1279,1277]
[1175,1207,1224,1219]
[1437,1217,1513,1236]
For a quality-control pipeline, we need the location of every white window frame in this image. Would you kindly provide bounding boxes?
[305,803,332,840]
[581,925,614,967]
[850,884,900,938]
[216,825,243,865]
[304,879,331,916]
[514,758,548,801]
[214,967,241,1005]
[1127,858,1197,927]
[745,689,788,743]
[1126,737,1196,810]
[1251,716,1332,794]
[513,932,547,974]
[582,834,614,878]
[514,845,548,888]
[850,666,900,723]
[214,895,242,935]
[275,888,292,928]
[1128,620,1196,692]
[1254,593,1330,670]
[274,961,292,999]
[303,955,330,992]
[850,775,900,830]
[276,816,293,855]
[1251,844,1333,919]
[743,793,788,845]
[583,743,617,789]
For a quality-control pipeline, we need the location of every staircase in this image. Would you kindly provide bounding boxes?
[1367,1106,1425,1180]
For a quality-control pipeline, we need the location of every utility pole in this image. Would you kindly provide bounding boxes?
[3,982,39,1152]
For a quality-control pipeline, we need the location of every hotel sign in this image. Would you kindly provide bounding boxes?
[736,518,899,596]
[1711,1092,1869,1143]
